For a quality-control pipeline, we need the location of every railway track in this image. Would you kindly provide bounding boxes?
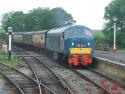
[36,54,125,94]
[17,53,105,93]
[13,46,125,94]
[0,62,41,94]
[0,71,23,94]
[38,57,109,94]
[13,46,73,94]
[90,68,125,89]
[71,68,125,94]
[89,68,125,93]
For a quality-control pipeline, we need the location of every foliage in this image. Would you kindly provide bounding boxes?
[0,32,6,42]
[25,8,51,31]
[48,7,73,28]
[2,7,74,32]
[0,25,6,42]
[2,11,26,32]
[104,0,125,48]
[117,32,125,48]
[93,30,107,44]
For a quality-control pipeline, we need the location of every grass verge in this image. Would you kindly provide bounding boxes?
[0,49,20,67]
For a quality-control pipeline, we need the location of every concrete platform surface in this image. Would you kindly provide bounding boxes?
[95,50,125,64]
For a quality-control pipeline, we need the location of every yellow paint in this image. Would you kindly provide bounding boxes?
[70,48,92,54]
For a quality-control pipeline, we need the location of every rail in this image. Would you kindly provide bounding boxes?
[13,46,73,94]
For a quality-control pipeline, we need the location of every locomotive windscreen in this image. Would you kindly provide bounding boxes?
[65,26,92,37]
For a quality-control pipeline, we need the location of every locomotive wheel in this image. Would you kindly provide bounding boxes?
[53,52,58,61]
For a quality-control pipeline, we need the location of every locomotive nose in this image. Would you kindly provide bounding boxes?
[66,37,93,66]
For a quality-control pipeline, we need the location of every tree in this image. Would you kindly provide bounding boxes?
[2,11,26,32]
[104,0,125,48]
[2,7,74,32]
[48,7,74,28]
[25,7,51,31]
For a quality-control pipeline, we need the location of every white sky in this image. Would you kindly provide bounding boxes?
[0,0,112,30]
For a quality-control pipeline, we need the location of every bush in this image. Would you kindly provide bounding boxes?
[93,30,107,44]
[0,32,6,42]
[117,33,125,48]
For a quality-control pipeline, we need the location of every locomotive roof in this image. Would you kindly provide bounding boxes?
[47,24,91,34]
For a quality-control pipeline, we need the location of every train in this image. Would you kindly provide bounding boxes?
[12,24,94,66]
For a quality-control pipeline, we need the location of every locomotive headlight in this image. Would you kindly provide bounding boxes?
[72,42,74,46]
[88,42,90,46]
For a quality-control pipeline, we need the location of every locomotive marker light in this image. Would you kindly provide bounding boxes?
[113,17,117,52]
[8,27,12,61]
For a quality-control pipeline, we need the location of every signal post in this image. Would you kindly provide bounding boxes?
[8,27,12,61]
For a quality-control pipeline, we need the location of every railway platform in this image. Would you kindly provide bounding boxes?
[95,50,125,64]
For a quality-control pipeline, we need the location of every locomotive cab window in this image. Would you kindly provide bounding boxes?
[66,26,91,37]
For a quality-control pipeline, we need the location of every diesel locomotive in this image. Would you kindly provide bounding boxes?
[12,24,94,66]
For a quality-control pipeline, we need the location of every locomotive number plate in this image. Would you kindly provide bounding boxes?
[70,48,92,54]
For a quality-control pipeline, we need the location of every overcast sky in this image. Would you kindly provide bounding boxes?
[0,0,112,30]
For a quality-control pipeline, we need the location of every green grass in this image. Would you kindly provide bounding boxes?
[0,49,20,67]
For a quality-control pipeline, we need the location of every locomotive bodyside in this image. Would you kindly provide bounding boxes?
[46,27,67,53]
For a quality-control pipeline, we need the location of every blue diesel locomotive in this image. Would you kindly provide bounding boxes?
[12,24,94,66]
[46,25,94,66]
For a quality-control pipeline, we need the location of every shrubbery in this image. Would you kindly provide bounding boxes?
[0,32,6,42]
[94,30,125,49]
